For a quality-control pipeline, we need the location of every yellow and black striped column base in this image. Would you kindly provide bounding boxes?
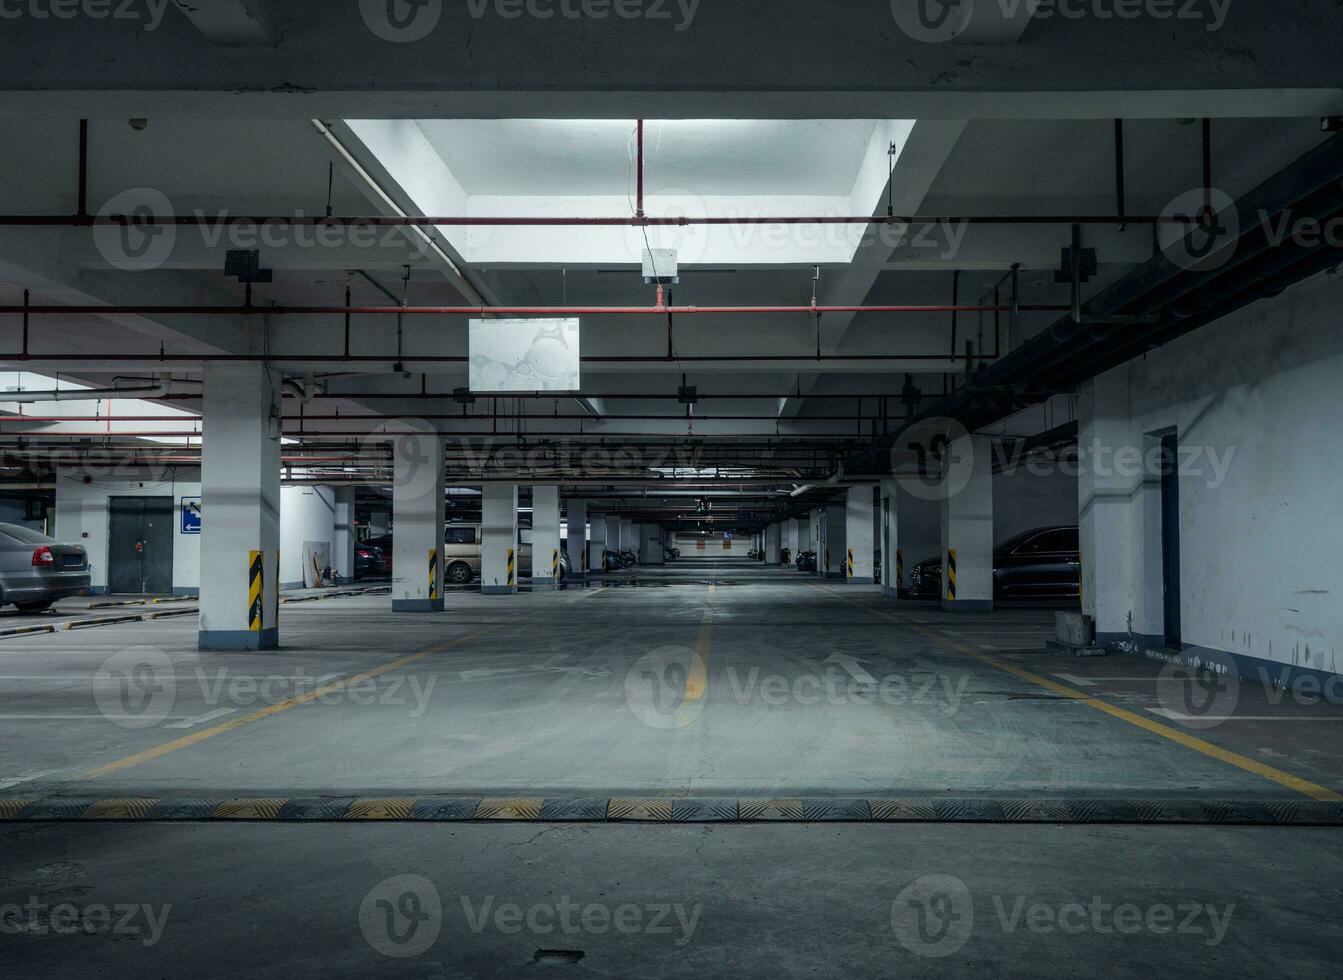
[393,548,445,612]
[483,548,519,595]
[199,550,278,651]
[4,796,1338,826]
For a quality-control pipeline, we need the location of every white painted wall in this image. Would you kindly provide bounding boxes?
[1080,269,1343,675]
[53,468,202,595]
[279,486,337,588]
[672,533,754,557]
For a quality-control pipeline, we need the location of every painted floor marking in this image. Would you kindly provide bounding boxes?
[81,627,491,779]
[817,586,1343,802]
[164,707,237,730]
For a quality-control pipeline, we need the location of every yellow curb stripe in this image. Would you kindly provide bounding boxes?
[81,627,491,779]
[818,585,1343,803]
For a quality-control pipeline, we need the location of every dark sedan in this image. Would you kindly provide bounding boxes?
[908,525,1081,600]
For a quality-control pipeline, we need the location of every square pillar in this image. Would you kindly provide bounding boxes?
[621,519,636,559]
[198,363,281,651]
[845,486,876,584]
[390,425,446,612]
[640,524,665,565]
[1079,368,1149,645]
[481,484,519,595]
[588,513,608,573]
[333,487,356,583]
[880,479,902,597]
[532,486,562,588]
[824,502,847,579]
[940,434,994,612]
[566,498,588,580]
[764,524,782,564]
[605,515,623,563]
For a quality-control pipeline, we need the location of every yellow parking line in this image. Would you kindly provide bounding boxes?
[817,585,1343,802]
[685,614,711,702]
[82,627,490,779]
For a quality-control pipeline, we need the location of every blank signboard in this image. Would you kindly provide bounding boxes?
[469,318,581,392]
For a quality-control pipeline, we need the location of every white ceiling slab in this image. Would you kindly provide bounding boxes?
[417,120,880,197]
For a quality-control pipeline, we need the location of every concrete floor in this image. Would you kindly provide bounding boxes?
[1,564,1340,799]
[1,821,1339,978]
[3,564,1341,976]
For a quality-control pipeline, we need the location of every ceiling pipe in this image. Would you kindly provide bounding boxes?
[0,374,174,403]
[0,213,1182,229]
[0,302,1062,317]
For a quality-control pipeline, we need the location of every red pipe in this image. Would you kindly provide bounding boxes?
[636,119,645,219]
[0,302,1065,317]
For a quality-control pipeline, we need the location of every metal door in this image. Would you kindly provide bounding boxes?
[108,497,174,594]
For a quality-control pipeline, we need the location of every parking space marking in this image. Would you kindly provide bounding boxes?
[1052,672,1098,687]
[1148,709,1343,723]
[80,627,491,779]
[164,707,238,730]
[817,586,1343,802]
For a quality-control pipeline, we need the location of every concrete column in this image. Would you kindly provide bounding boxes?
[940,434,994,612]
[764,524,782,564]
[198,362,281,651]
[606,514,624,562]
[784,519,800,562]
[845,486,876,583]
[812,508,825,577]
[566,498,588,579]
[531,486,562,588]
[640,524,665,565]
[621,518,636,559]
[824,502,847,579]
[390,426,446,613]
[588,514,607,573]
[880,478,901,597]
[481,484,519,595]
[333,487,356,584]
[1078,369,1148,644]
[279,485,336,589]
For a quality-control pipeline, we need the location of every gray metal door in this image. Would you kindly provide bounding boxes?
[108,497,174,594]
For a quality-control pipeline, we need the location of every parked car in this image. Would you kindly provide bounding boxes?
[909,525,1081,599]
[442,525,571,585]
[0,523,90,612]
[363,535,394,576]
[663,547,679,562]
[795,550,817,573]
[353,544,387,581]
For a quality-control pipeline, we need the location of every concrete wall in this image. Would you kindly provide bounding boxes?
[53,469,202,595]
[1080,269,1343,683]
[279,486,337,589]
[672,534,754,557]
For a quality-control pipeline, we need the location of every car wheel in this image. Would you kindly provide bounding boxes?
[14,599,54,613]
[447,562,473,585]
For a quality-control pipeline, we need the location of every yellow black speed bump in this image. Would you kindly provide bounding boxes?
[428,548,439,602]
[946,548,957,601]
[4,797,1342,824]
[65,614,144,630]
[248,550,264,632]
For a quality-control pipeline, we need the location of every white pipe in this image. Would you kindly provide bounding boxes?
[309,119,491,309]
[1,374,174,403]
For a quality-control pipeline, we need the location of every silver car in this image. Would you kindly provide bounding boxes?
[0,523,90,612]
